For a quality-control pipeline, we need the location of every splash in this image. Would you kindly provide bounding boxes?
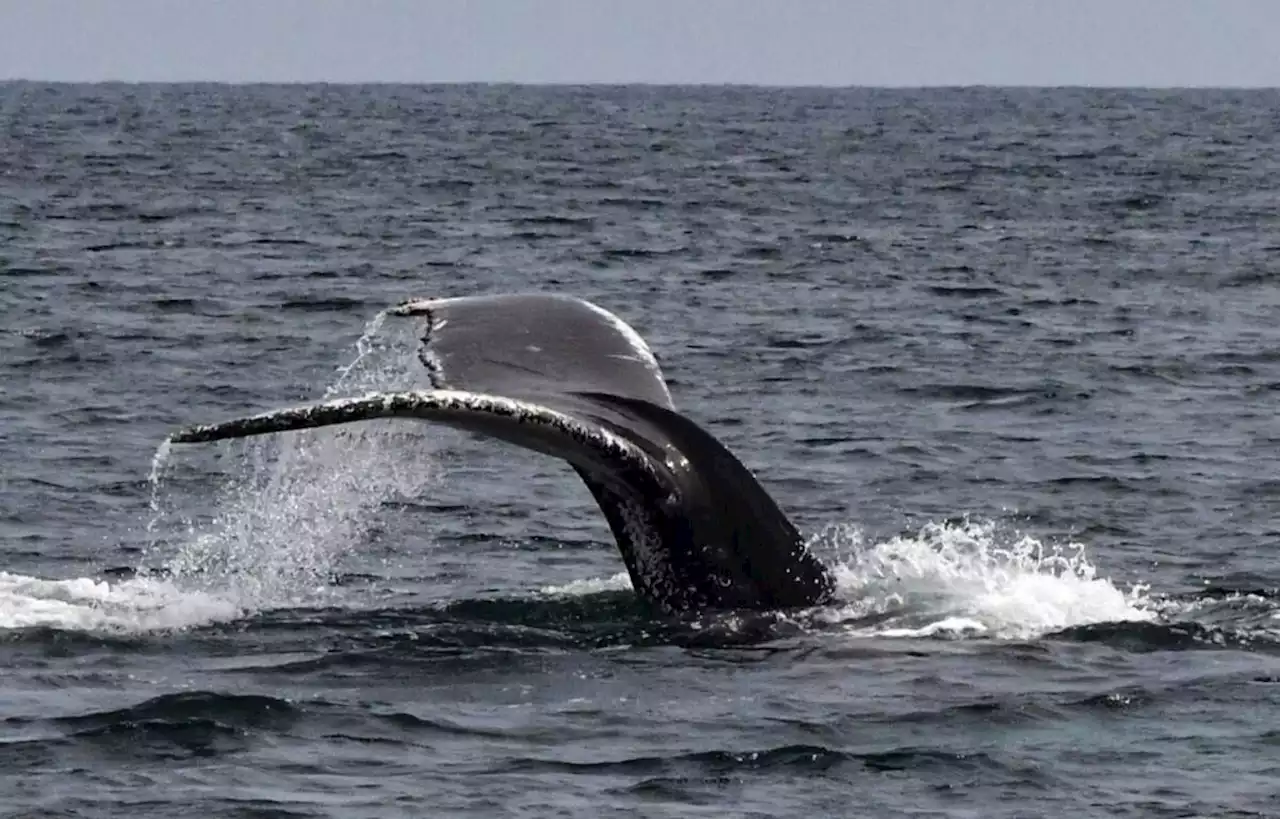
[813,518,1156,639]
[324,308,391,398]
[143,438,172,545]
[535,519,1156,641]
[148,309,441,614]
[2,310,441,635]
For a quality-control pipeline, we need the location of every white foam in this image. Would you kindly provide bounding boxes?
[0,571,242,633]
[814,519,1156,640]
[539,571,633,597]
[875,616,990,639]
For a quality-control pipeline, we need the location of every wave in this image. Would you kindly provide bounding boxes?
[0,691,297,764]
[494,742,1038,782]
[50,690,297,731]
[1,690,540,749]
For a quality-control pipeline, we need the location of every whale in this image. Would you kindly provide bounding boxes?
[168,293,835,615]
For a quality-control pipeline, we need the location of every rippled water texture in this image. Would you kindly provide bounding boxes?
[1,84,1278,818]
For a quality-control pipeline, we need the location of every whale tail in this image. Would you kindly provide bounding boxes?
[169,293,834,614]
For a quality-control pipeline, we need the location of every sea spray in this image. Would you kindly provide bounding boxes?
[145,438,172,537]
[134,438,175,577]
[327,308,390,396]
[153,308,443,610]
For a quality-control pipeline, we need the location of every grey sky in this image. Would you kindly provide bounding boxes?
[2,0,1278,87]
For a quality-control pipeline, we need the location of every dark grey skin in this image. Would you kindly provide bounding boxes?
[169,293,835,615]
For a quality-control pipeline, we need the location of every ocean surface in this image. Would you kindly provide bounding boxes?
[1,83,1277,818]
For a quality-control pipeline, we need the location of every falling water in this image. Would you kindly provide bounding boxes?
[149,309,442,609]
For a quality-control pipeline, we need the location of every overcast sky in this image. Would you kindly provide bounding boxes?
[2,0,1278,87]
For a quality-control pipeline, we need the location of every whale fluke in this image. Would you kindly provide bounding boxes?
[169,293,835,614]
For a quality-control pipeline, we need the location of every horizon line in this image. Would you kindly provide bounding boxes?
[3,78,1279,91]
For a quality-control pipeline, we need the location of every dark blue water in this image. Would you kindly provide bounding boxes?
[1,83,1278,818]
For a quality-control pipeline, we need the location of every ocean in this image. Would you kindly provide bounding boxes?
[1,82,1277,817]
